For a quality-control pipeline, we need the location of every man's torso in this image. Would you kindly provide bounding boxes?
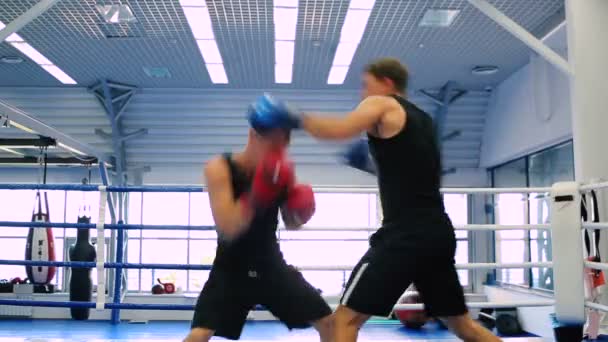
[366,95,451,243]
[213,153,283,269]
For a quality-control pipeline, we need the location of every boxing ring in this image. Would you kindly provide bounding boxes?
[0,180,606,340]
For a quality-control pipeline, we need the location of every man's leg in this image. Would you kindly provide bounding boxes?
[183,328,214,342]
[334,305,370,342]
[184,267,251,341]
[337,247,415,342]
[443,314,502,342]
[312,314,335,342]
[259,264,334,342]
[414,244,502,342]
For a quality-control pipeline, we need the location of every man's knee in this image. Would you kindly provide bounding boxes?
[313,314,335,339]
[184,327,214,342]
[335,305,370,329]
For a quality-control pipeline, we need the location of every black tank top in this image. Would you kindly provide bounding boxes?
[212,153,283,269]
[368,95,448,237]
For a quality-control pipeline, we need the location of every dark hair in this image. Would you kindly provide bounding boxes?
[364,57,409,93]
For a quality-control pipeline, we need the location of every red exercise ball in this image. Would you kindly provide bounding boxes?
[394,292,429,329]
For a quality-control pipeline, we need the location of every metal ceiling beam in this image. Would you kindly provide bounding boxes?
[90,79,145,191]
[0,100,104,160]
[435,81,456,149]
[0,156,98,165]
[0,137,56,147]
[467,0,572,76]
[0,0,62,43]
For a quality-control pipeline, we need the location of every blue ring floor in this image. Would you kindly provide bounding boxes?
[0,319,546,341]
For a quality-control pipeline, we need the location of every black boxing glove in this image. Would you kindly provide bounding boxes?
[151,284,165,295]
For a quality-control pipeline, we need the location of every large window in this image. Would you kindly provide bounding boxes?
[491,142,574,289]
[0,188,472,296]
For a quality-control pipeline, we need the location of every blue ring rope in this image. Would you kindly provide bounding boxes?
[0,299,267,311]
[0,259,214,270]
[0,221,215,231]
[0,183,204,192]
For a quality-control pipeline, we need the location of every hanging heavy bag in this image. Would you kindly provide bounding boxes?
[69,215,96,320]
[25,191,56,285]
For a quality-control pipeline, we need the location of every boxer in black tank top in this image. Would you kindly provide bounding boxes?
[297,58,501,342]
[185,130,332,342]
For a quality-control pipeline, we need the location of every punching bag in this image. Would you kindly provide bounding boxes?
[69,215,96,320]
[25,192,56,285]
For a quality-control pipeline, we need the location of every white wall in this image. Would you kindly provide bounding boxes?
[1,87,489,187]
[479,55,572,168]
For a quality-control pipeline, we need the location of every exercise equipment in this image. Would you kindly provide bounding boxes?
[394,291,428,329]
[69,214,96,320]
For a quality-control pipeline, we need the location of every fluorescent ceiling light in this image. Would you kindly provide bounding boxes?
[196,39,223,64]
[340,9,371,43]
[179,0,206,7]
[0,147,25,156]
[10,42,53,65]
[183,6,215,40]
[275,40,295,65]
[206,64,228,84]
[349,0,376,10]
[275,64,293,84]
[58,142,86,156]
[0,22,24,42]
[1,20,77,85]
[419,9,460,27]
[41,65,78,84]
[275,0,298,7]
[332,42,358,66]
[326,0,375,85]
[180,2,227,84]
[274,7,298,41]
[327,66,349,85]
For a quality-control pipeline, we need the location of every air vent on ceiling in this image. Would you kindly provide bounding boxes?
[0,56,24,64]
[96,4,137,24]
[143,67,172,79]
[472,65,499,76]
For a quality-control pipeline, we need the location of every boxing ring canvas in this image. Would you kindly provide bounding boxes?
[0,320,542,341]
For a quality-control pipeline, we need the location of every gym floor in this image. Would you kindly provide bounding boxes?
[0,320,544,341]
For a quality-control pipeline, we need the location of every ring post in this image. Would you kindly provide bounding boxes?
[550,181,585,340]
[111,220,125,324]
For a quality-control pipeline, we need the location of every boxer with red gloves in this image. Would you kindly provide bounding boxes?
[184,118,332,342]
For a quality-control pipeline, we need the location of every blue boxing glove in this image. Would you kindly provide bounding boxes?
[341,139,377,175]
[247,94,301,133]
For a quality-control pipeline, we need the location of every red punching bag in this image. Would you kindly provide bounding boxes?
[395,291,429,329]
[25,191,56,285]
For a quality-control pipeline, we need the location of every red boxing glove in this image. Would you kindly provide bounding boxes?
[250,149,295,208]
[157,278,175,294]
[282,184,316,229]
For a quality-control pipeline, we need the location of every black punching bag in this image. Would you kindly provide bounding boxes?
[69,215,96,320]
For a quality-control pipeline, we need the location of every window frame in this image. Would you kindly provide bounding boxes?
[490,140,574,290]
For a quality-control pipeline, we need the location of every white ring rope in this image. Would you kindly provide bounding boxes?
[586,301,608,313]
[96,185,107,310]
[297,262,552,271]
[309,186,551,194]
[393,300,555,311]
[290,224,550,232]
[584,261,608,271]
[582,222,608,230]
[580,181,608,192]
